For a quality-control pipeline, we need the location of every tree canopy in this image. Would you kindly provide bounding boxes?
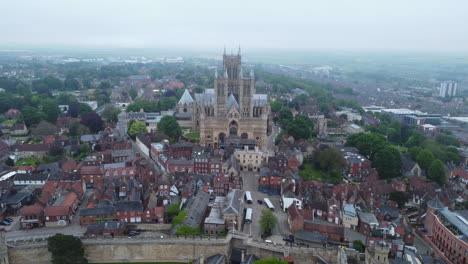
[259,209,277,234]
[428,159,446,186]
[316,148,345,175]
[128,121,147,138]
[373,146,402,179]
[80,112,104,133]
[48,234,88,264]
[253,258,288,264]
[158,115,182,139]
[101,104,121,123]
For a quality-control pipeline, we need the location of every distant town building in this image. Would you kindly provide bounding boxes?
[439,81,457,98]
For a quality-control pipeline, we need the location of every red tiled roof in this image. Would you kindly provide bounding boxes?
[61,192,78,207]
[452,168,468,180]
[44,206,70,216]
[21,205,43,216]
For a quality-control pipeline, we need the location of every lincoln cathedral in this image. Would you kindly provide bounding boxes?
[175,49,271,150]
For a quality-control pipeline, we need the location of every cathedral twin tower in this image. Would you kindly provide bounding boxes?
[175,49,271,150]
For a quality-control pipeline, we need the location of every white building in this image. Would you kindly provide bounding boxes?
[234,146,271,172]
[439,81,457,98]
[281,190,302,212]
[342,204,359,230]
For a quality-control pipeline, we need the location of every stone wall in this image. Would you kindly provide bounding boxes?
[8,235,339,264]
[133,223,172,231]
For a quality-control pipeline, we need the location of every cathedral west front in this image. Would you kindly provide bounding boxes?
[175,49,271,150]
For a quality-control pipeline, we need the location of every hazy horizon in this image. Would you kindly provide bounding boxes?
[2,0,468,53]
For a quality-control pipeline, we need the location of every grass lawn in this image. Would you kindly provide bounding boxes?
[299,162,343,183]
[94,262,186,264]
[299,163,327,180]
[185,131,200,139]
[1,120,16,125]
[15,158,44,167]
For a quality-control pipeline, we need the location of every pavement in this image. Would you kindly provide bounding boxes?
[241,171,290,241]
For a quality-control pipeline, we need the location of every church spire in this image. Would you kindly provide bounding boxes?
[238,45,241,56]
[223,45,226,56]
[214,68,218,78]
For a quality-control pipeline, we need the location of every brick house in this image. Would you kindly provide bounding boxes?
[114,201,143,223]
[167,142,193,159]
[214,175,230,196]
[103,163,136,178]
[20,205,44,229]
[12,143,50,159]
[288,203,304,233]
[44,192,80,227]
[358,212,379,236]
[304,220,345,243]
[258,168,283,195]
[79,204,117,225]
[79,161,104,185]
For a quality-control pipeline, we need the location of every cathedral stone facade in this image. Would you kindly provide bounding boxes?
[175,50,271,150]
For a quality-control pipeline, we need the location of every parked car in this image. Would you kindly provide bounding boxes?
[283,237,294,243]
[1,221,11,226]
[257,200,263,205]
[128,230,140,236]
[4,218,13,223]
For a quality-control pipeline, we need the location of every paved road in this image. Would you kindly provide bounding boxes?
[241,171,290,241]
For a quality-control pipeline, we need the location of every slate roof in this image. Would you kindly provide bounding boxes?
[14,172,49,182]
[178,89,194,105]
[358,212,378,224]
[427,195,444,209]
[182,191,210,228]
[223,189,243,215]
[194,89,215,107]
[377,204,399,219]
[294,230,327,243]
[79,205,116,216]
[205,254,225,264]
[114,201,143,212]
[227,94,239,111]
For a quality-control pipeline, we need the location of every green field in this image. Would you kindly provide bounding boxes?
[15,158,45,167]
[299,163,327,180]
[1,120,16,125]
[185,131,200,139]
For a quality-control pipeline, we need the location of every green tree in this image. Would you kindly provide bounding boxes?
[316,148,345,175]
[129,88,138,100]
[346,133,388,160]
[101,104,121,123]
[405,131,426,148]
[259,209,277,234]
[31,121,58,136]
[373,146,402,179]
[41,99,61,123]
[172,210,188,226]
[278,108,293,127]
[416,149,434,170]
[167,203,180,217]
[70,121,90,137]
[353,240,365,253]
[408,146,423,160]
[286,115,314,140]
[428,159,446,186]
[64,78,80,90]
[21,106,43,127]
[5,157,14,167]
[389,191,408,209]
[48,233,88,264]
[175,225,201,236]
[270,100,284,112]
[43,75,64,91]
[128,121,147,138]
[253,258,288,264]
[158,115,182,139]
[16,83,30,95]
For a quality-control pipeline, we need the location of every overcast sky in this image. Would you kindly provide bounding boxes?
[2,0,468,52]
